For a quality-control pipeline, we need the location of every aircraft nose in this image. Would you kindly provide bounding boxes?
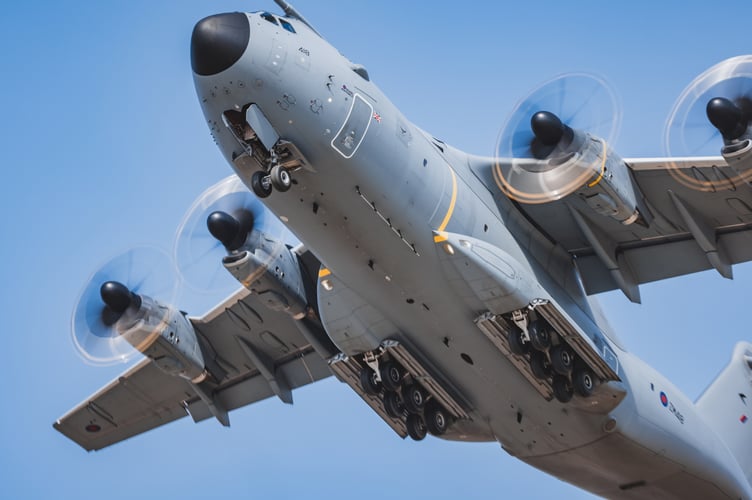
[191,12,249,76]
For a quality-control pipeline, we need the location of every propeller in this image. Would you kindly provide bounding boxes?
[494,73,621,203]
[664,55,752,188]
[71,247,177,365]
[174,175,299,295]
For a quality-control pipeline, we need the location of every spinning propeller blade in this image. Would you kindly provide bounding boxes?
[174,175,298,295]
[494,73,621,203]
[664,55,752,190]
[71,247,177,366]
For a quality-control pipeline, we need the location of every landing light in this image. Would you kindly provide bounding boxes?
[442,243,455,255]
[322,279,334,291]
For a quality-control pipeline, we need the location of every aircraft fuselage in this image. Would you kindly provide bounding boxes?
[192,11,750,499]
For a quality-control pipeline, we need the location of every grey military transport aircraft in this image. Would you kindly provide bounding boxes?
[54,1,752,498]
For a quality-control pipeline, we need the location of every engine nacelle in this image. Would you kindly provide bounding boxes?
[722,138,752,172]
[116,296,207,382]
[499,130,644,225]
[567,133,642,225]
[222,233,307,319]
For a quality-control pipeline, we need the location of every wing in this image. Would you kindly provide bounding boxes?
[54,287,335,451]
[577,157,752,294]
[475,155,752,302]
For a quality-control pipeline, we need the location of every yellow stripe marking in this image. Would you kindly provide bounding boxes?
[433,232,448,243]
[433,166,458,243]
[318,268,331,278]
[587,139,609,188]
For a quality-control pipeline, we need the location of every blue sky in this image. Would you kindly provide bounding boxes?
[2,1,751,498]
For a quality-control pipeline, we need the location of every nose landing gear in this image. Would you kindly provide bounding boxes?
[251,165,292,198]
[251,171,273,198]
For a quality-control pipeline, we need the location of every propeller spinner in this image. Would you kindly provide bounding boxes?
[706,96,751,141]
[207,210,254,251]
[530,111,575,159]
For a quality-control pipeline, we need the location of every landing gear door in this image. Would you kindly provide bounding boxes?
[245,104,279,152]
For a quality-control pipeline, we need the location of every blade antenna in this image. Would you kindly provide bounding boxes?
[274,0,322,37]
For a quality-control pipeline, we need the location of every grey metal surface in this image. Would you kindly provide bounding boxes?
[54,358,193,451]
[498,157,752,298]
[55,286,333,450]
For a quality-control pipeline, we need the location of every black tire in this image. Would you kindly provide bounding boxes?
[529,351,550,380]
[383,391,404,418]
[380,360,403,391]
[528,319,552,351]
[573,367,597,397]
[552,375,573,403]
[270,165,291,192]
[359,367,381,395]
[251,170,272,198]
[424,401,450,436]
[402,383,426,414]
[406,413,427,441]
[507,327,528,355]
[549,344,575,376]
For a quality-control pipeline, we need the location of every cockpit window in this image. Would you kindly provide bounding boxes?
[261,12,278,25]
[279,19,296,33]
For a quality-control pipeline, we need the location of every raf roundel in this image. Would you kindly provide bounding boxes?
[660,392,669,407]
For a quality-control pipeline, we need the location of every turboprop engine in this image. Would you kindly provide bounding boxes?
[495,74,646,226]
[98,281,207,381]
[665,55,752,189]
[72,248,207,382]
[175,176,308,320]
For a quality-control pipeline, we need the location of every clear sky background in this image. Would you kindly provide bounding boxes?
[2,1,751,499]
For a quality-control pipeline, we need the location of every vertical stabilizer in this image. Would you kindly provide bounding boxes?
[696,341,752,486]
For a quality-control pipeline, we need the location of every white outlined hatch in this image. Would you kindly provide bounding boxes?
[332,94,373,159]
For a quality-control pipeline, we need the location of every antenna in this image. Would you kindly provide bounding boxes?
[274,0,322,37]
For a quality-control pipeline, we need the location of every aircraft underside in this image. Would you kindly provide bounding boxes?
[54,4,752,499]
